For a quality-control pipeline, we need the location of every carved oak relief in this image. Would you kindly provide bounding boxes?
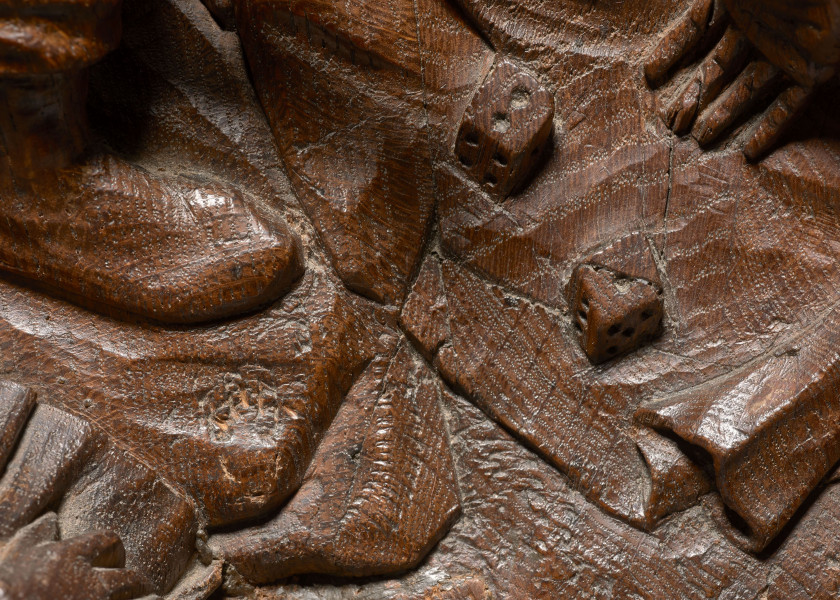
[647,0,840,160]
[0,381,194,598]
[454,60,555,198]
[567,264,665,364]
[0,0,303,323]
[0,0,839,598]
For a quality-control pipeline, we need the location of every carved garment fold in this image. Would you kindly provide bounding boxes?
[403,254,655,526]
[636,306,840,551]
[0,382,196,593]
[233,0,491,305]
[632,426,712,529]
[0,271,394,529]
[0,381,35,467]
[0,0,122,75]
[211,341,461,583]
[0,404,96,538]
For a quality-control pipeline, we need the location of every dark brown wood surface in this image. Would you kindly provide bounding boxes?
[0,0,839,598]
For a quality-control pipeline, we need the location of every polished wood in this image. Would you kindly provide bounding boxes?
[568,264,664,364]
[0,0,839,598]
[454,60,555,198]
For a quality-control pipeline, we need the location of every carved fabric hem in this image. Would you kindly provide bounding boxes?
[635,307,840,551]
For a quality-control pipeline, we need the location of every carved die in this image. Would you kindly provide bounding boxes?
[454,60,555,198]
[568,264,664,364]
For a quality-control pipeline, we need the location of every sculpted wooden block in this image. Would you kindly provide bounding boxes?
[1,0,840,598]
[568,264,664,364]
[454,60,554,197]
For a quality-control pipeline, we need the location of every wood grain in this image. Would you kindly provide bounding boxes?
[1,0,840,597]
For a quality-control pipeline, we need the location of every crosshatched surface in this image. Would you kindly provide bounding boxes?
[1,0,840,598]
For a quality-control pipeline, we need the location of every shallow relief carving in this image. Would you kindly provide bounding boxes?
[0,0,839,598]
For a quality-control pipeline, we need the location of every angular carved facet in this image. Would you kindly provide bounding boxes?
[400,255,451,363]
[0,382,35,468]
[210,343,460,583]
[0,513,152,600]
[568,264,663,364]
[234,0,440,305]
[636,308,840,552]
[455,60,554,198]
[633,426,713,529]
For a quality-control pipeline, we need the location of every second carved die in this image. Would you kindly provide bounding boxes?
[454,60,555,198]
[568,264,664,364]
